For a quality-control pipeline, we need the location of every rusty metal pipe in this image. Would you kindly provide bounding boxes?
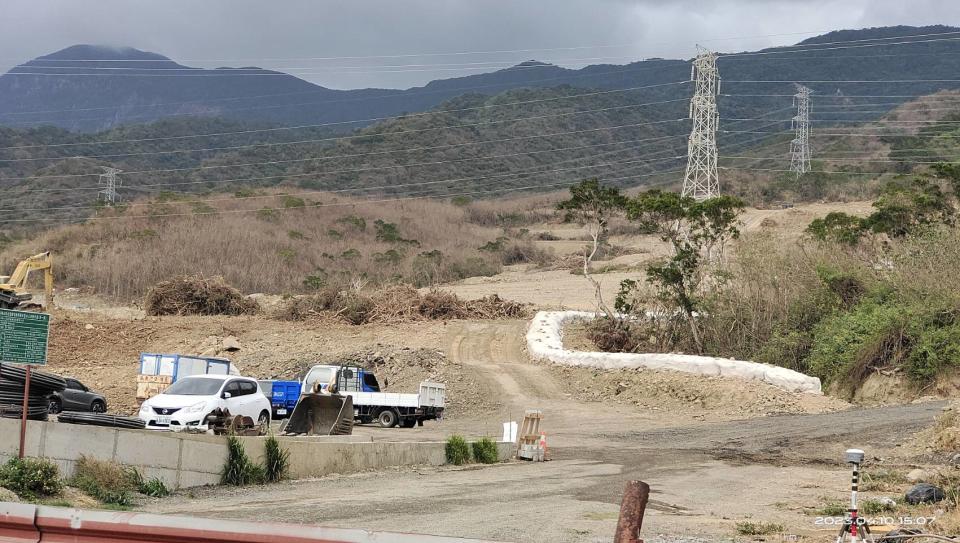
[615,480,650,543]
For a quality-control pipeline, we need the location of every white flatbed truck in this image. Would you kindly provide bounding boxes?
[301,365,445,428]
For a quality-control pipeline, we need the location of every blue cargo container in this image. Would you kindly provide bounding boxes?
[259,380,300,419]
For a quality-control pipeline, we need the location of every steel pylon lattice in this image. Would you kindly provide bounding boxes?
[681,47,721,201]
[97,166,122,205]
[790,85,812,177]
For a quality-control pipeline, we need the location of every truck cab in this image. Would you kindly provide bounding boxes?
[301,365,381,394]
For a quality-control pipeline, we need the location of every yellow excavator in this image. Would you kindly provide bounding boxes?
[0,252,53,310]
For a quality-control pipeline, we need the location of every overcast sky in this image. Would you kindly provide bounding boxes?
[1,0,958,90]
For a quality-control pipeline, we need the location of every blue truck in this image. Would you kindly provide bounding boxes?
[258,380,301,419]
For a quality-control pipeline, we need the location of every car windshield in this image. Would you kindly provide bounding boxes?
[163,378,223,396]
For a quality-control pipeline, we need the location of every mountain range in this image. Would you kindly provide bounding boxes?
[2,25,960,132]
[2,25,960,227]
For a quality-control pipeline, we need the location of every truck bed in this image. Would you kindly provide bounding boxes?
[345,381,445,409]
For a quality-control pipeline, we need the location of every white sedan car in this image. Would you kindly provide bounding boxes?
[139,374,271,432]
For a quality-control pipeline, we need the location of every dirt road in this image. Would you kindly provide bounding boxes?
[149,321,945,542]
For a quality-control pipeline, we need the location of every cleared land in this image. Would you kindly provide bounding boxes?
[19,200,951,542]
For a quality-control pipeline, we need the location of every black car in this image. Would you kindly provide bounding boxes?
[48,378,106,414]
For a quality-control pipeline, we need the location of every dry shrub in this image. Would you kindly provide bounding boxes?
[932,404,960,451]
[587,318,644,353]
[500,241,555,267]
[144,275,260,316]
[0,191,511,300]
[275,285,529,324]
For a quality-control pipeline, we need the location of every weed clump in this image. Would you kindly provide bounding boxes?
[471,438,500,464]
[220,436,268,486]
[735,521,784,536]
[0,457,62,499]
[445,435,471,465]
[70,455,138,505]
[263,435,290,483]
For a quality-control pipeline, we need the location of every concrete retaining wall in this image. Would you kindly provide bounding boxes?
[0,418,514,489]
[526,310,822,394]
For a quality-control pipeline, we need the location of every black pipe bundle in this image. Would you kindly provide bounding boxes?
[0,362,66,421]
[57,412,146,430]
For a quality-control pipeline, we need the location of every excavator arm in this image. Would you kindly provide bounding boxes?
[0,252,53,310]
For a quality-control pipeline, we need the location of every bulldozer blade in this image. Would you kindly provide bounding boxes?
[283,394,354,436]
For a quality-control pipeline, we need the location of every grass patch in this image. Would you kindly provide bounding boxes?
[815,500,848,517]
[735,521,784,536]
[861,499,897,514]
[445,435,471,465]
[471,438,499,464]
[861,468,908,492]
[70,455,139,506]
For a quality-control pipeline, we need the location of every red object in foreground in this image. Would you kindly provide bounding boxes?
[0,502,510,543]
[18,365,30,459]
[615,480,650,543]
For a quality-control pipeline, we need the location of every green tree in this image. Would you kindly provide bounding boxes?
[623,191,744,353]
[556,179,627,318]
[807,177,955,246]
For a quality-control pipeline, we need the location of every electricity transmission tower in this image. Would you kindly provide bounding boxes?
[681,46,721,201]
[98,167,122,205]
[790,86,812,177]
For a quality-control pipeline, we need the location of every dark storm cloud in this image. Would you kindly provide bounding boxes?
[0,0,957,89]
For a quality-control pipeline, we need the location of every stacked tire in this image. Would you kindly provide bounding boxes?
[0,362,66,421]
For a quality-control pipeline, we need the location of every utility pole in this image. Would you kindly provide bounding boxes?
[97,167,122,205]
[681,46,721,201]
[790,85,812,177]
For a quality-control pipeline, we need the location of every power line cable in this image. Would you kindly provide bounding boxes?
[0,83,691,150]
[0,106,689,163]
[5,134,688,194]
[0,120,686,182]
[0,167,687,224]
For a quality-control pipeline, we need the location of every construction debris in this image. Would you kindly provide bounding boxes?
[144,275,260,316]
[205,408,262,436]
[516,410,545,462]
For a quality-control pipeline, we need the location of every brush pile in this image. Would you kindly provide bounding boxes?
[276,285,529,324]
[144,275,260,316]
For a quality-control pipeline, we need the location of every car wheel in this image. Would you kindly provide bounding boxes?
[48,398,61,415]
[378,409,398,428]
[91,400,106,413]
[257,411,270,435]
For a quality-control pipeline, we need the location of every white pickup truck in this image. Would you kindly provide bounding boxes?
[301,365,445,428]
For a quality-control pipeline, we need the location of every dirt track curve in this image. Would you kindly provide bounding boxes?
[148,320,946,543]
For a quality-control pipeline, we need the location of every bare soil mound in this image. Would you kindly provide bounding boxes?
[548,364,850,419]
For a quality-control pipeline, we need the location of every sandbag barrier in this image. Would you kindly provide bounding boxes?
[525,311,822,394]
